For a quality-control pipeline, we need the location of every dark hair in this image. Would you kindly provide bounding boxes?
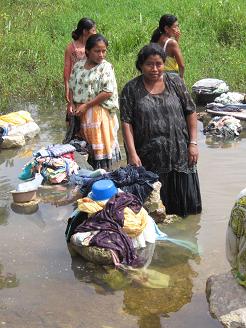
[135,43,166,72]
[72,17,96,40]
[150,14,177,43]
[150,27,162,43]
[85,34,108,51]
[159,14,177,32]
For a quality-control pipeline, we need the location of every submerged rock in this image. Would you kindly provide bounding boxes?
[70,243,113,265]
[206,271,246,327]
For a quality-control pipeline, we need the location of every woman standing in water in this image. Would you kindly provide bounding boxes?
[151,14,185,79]
[120,43,201,217]
[64,17,96,104]
[68,34,121,170]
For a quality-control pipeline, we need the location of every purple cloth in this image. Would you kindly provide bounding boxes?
[47,144,76,157]
[74,192,142,265]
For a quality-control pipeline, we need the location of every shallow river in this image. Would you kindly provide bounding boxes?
[1,103,246,328]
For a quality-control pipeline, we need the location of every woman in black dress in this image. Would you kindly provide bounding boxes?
[120,43,201,217]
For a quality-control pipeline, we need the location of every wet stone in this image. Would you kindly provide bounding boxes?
[206,271,246,327]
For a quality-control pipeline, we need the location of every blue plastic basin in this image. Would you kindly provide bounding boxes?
[91,179,118,201]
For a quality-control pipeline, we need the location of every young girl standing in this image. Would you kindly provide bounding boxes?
[151,14,185,79]
[64,17,96,103]
[68,34,121,170]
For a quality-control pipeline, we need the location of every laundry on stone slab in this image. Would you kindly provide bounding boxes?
[0,111,40,148]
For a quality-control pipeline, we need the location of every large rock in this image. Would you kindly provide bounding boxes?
[206,271,246,327]
[1,135,25,148]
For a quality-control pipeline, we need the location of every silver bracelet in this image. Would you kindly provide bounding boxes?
[189,141,197,145]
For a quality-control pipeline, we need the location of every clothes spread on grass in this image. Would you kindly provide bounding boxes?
[203,116,242,139]
[69,165,159,203]
[19,144,79,184]
[226,188,246,287]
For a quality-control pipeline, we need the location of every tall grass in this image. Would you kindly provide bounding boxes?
[0,0,246,110]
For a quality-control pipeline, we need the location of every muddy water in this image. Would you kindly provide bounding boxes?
[1,102,246,328]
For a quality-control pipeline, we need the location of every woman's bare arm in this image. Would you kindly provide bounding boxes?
[64,45,73,102]
[122,122,142,166]
[186,112,198,165]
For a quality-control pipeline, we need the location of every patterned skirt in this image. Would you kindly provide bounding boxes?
[79,105,121,170]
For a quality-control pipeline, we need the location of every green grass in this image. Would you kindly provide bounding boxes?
[0,0,246,110]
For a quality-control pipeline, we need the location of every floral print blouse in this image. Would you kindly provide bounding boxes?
[69,59,119,113]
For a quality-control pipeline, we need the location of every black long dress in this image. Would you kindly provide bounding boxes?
[120,73,202,217]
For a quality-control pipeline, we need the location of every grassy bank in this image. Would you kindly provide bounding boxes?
[0,0,246,109]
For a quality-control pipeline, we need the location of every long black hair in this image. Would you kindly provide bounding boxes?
[150,14,177,43]
[135,43,166,72]
[72,17,96,40]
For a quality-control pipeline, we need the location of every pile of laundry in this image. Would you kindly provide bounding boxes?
[66,173,198,269]
[0,111,40,148]
[192,78,229,105]
[206,92,246,113]
[19,143,79,184]
[203,115,242,139]
[192,78,229,95]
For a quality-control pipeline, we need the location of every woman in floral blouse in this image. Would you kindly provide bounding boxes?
[69,34,121,170]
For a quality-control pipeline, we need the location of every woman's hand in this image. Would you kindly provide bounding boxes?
[66,102,74,115]
[74,103,88,115]
[188,144,199,166]
[128,153,142,166]
[173,29,181,42]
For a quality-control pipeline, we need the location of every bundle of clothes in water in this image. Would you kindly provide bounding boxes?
[203,116,242,139]
[69,164,159,203]
[206,92,246,113]
[66,177,198,268]
[19,143,79,184]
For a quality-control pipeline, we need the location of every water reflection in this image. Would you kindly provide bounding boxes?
[205,135,241,149]
[123,246,198,327]
[1,101,243,327]
[0,263,19,290]
[69,214,200,328]
[11,201,39,215]
[37,184,81,207]
[0,206,9,225]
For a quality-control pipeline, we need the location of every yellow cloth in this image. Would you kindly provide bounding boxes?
[123,207,148,237]
[79,105,119,161]
[77,197,148,237]
[0,111,33,127]
[77,197,105,216]
[164,56,179,73]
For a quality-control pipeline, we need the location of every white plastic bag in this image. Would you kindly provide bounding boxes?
[17,173,43,192]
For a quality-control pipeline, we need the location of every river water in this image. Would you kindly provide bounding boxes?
[1,102,246,328]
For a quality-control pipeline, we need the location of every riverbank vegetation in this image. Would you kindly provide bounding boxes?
[0,0,245,109]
